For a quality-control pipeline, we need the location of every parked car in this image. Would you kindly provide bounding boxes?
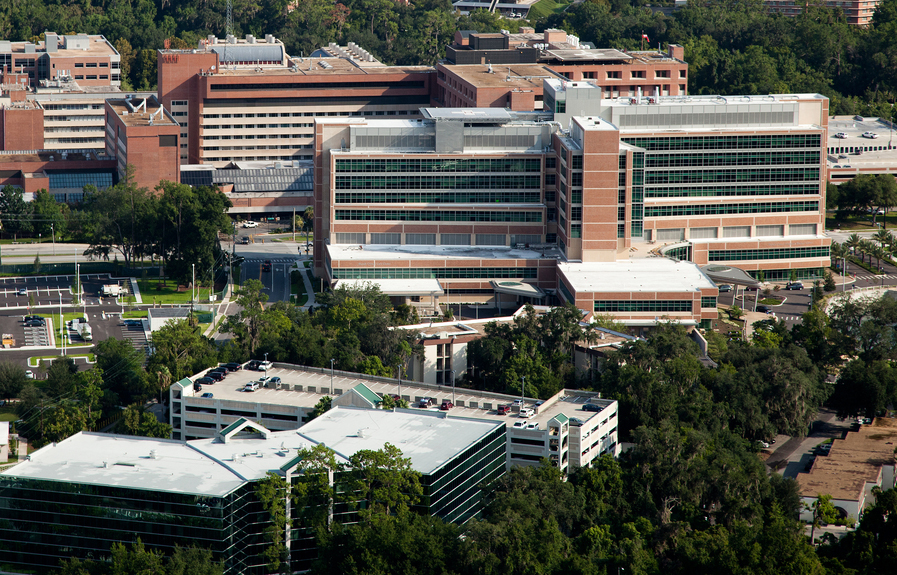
[24,315,44,323]
[526,422,539,430]
[242,221,259,228]
[513,420,526,428]
[785,282,804,290]
[201,392,214,399]
[223,362,243,372]
[862,131,879,139]
[512,399,525,407]
[582,403,602,412]
[259,376,281,387]
[206,371,226,382]
[123,319,143,326]
[244,381,260,392]
[418,398,435,408]
[24,370,34,379]
[16,288,26,296]
[833,132,848,139]
[440,401,454,410]
[24,319,44,327]
[195,377,215,386]
[569,417,585,427]
[257,360,273,371]
[193,382,202,392]
[240,237,250,245]
[757,440,770,449]
[757,305,772,314]
[262,260,272,272]
[717,284,733,293]
[520,408,535,418]
[247,360,262,370]
[497,405,511,416]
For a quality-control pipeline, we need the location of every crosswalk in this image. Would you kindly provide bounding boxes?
[852,274,897,281]
[244,258,297,264]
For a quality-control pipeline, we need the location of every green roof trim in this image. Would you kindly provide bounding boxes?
[353,383,381,405]
[175,377,192,389]
[552,413,569,424]
[220,417,250,436]
[280,454,304,472]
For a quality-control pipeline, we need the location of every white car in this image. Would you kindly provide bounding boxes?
[862,131,879,139]
[519,408,535,418]
[242,221,259,228]
[243,381,260,392]
[24,370,34,379]
[833,132,848,139]
[513,421,526,428]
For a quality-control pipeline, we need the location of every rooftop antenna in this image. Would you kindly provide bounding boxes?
[224,0,233,68]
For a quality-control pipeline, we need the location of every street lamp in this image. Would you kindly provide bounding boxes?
[396,363,402,403]
[521,376,526,401]
[264,352,269,379]
[330,358,335,395]
[50,223,55,256]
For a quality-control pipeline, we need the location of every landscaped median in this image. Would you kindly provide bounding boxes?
[28,353,95,368]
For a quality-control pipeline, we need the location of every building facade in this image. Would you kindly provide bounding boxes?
[0,33,120,90]
[157,35,435,167]
[437,28,687,111]
[104,96,180,189]
[765,0,879,26]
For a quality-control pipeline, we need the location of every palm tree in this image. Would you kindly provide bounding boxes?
[873,228,892,249]
[845,233,862,258]
[859,239,875,265]
[830,242,848,273]
[872,244,887,273]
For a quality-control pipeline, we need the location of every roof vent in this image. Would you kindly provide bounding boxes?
[149,450,158,460]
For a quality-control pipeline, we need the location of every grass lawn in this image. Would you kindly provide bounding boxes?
[122,310,147,319]
[826,214,897,231]
[291,270,309,306]
[136,279,199,304]
[0,412,17,422]
[760,298,784,305]
[527,0,570,19]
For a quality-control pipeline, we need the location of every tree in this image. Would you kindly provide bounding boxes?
[147,319,218,380]
[42,402,88,446]
[829,358,897,419]
[0,185,31,238]
[255,473,289,573]
[0,361,27,400]
[807,493,838,542]
[115,406,172,438]
[345,442,422,520]
[44,357,78,398]
[93,337,151,405]
[30,189,66,239]
[221,279,270,354]
[308,396,331,421]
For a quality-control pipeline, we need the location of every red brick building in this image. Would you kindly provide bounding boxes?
[104,96,180,190]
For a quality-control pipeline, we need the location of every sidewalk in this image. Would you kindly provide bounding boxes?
[298,265,316,310]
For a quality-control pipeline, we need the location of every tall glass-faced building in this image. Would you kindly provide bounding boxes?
[314,85,829,327]
[0,409,506,574]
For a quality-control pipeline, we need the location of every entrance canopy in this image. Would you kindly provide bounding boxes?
[491,281,545,298]
[700,265,762,288]
[334,278,444,297]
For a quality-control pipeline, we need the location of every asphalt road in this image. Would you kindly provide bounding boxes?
[232,240,301,304]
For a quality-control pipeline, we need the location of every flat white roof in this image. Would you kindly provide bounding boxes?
[298,406,504,475]
[5,433,249,496]
[327,243,555,262]
[558,258,716,293]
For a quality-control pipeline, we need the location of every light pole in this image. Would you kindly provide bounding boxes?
[59,293,64,355]
[51,223,55,256]
[264,352,269,379]
[397,363,402,403]
[450,369,455,405]
[521,376,526,402]
[330,358,335,395]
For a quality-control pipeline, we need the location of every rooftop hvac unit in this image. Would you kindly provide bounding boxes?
[319,61,332,69]
[246,34,255,44]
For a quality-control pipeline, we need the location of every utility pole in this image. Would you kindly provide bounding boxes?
[51,223,55,256]
[330,358,335,395]
[292,207,296,242]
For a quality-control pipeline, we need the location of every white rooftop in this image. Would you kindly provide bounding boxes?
[558,258,716,293]
[5,433,250,496]
[298,406,503,475]
[327,243,557,262]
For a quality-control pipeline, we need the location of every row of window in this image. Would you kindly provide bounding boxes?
[203,134,301,140]
[645,183,820,198]
[203,123,312,129]
[709,247,831,262]
[334,175,541,191]
[332,267,538,279]
[335,158,542,174]
[593,300,694,312]
[334,192,542,204]
[645,151,820,168]
[334,210,542,222]
[645,201,818,217]
[622,134,822,151]
[645,168,820,185]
